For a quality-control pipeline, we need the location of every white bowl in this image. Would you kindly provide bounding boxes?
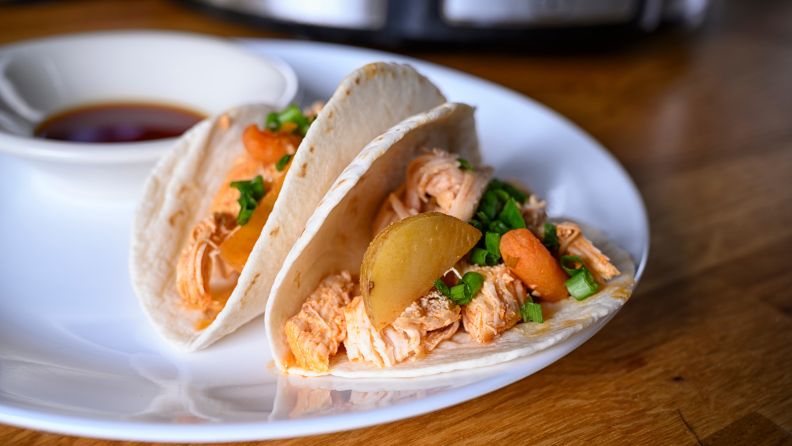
[0,31,298,198]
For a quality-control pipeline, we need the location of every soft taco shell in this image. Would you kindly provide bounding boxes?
[130,63,447,351]
[265,102,636,377]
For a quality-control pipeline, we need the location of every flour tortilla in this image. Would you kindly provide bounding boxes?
[265,102,636,377]
[130,63,447,351]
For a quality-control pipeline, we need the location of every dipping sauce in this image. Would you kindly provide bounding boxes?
[35,103,205,143]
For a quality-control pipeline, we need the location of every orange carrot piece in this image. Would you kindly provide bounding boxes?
[218,161,291,272]
[242,124,301,165]
[500,229,570,302]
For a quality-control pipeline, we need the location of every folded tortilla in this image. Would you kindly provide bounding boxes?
[130,63,447,351]
[265,102,636,377]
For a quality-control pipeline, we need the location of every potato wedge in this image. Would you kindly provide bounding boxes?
[361,212,481,330]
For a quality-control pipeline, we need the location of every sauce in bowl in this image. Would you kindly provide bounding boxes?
[35,103,206,143]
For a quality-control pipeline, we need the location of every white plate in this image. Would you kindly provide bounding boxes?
[0,39,649,442]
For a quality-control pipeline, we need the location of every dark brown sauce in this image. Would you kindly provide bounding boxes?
[34,103,206,143]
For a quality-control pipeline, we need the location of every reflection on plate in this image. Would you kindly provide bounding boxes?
[0,39,648,442]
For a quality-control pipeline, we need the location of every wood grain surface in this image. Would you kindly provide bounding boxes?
[1,0,791,445]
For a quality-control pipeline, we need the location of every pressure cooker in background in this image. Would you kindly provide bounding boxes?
[177,0,710,48]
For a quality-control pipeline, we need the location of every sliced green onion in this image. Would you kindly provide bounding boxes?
[230,175,265,225]
[485,231,501,259]
[277,105,306,125]
[498,198,526,230]
[458,158,474,171]
[482,190,500,206]
[462,271,484,298]
[448,284,470,304]
[469,219,483,231]
[521,301,543,323]
[478,200,498,222]
[470,247,497,266]
[542,223,559,253]
[275,154,293,171]
[488,220,510,235]
[560,255,585,276]
[493,189,511,204]
[470,247,488,265]
[565,267,599,300]
[266,105,312,135]
[434,278,450,296]
[265,112,280,130]
[487,179,503,191]
[436,271,483,306]
[502,183,528,204]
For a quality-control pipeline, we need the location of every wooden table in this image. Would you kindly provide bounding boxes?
[2,1,791,444]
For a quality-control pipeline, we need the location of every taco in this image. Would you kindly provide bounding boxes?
[265,102,636,377]
[130,63,447,351]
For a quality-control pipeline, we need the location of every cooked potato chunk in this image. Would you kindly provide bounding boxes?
[361,212,481,330]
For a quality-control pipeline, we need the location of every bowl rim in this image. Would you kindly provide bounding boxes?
[0,30,299,164]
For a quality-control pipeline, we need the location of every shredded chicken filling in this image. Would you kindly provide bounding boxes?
[556,221,620,282]
[344,290,461,368]
[372,149,491,235]
[284,271,357,373]
[460,262,528,343]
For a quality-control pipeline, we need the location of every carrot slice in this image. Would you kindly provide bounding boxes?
[218,161,291,272]
[500,228,570,302]
[242,124,302,164]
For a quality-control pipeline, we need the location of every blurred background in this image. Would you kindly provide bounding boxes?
[2,0,712,50]
[167,0,711,49]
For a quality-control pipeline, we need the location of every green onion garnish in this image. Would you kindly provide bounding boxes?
[265,112,280,131]
[560,255,585,276]
[462,271,484,297]
[458,158,474,171]
[502,183,528,204]
[493,189,511,204]
[451,284,472,305]
[564,267,599,300]
[486,179,503,191]
[275,154,293,171]
[488,220,510,235]
[542,223,559,253]
[478,200,498,222]
[435,271,484,306]
[230,175,265,225]
[521,300,543,323]
[470,247,497,266]
[498,198,526,230]
[468,179,533,268]
[265,105,312,135]
[485,231,501,259]
[434,278,450,296]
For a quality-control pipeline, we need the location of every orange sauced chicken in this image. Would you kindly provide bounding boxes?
[556,221,620,283]
[459,262,528,343]
[284,271,358,372]
[177,105,321,329]
[344,291,461,367]
[372,149,492,235]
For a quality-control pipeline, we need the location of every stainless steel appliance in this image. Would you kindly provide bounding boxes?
[180,0,709,47]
